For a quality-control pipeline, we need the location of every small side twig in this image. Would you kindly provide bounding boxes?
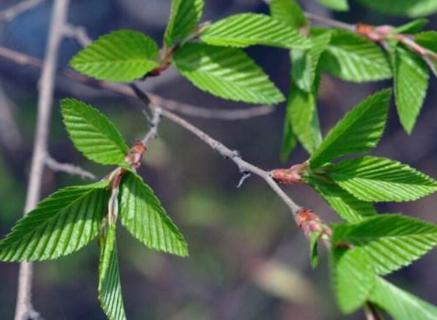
[0,0,45,22]
[45,156,96,180]
[63,24,92,47]
[141,106,162,146]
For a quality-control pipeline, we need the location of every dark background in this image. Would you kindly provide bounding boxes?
[0,0,436,319]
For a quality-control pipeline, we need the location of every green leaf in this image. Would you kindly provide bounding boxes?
[310,89,391,169]
[392,45,429,133]
[369,278,437,320]
[269,0,307,29]
[415,31,437,53]
[331,247,375,313]
[355,0,437,17]
[174,43,284,105]
[120,172,188,256]
[280,115,298,162]
[164,0,204,47]
[0,182,109,261]
[328,156,437,202]
[287,84,322,154]
[201,13,310,49]
[309,177,377,222]
[394,18,429,34]
[291,33,332,92]
[333,214,437,275]
[309,231,322,269]
[318,29,392,82]
[61,99,129,166]
[98,224,126,320]
[70,30,159,82]
[318,0,349,11]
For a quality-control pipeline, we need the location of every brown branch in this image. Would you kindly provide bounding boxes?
[0,0,45,22]
[45,156,96,180]
[14,0,70,319]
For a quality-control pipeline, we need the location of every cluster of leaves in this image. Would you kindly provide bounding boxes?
[1,0,436,319]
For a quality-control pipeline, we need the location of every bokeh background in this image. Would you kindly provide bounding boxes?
[0,0,436,319]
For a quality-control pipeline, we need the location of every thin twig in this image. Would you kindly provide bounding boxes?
[304,12,355,31]
[141,106,162,145]
[14,0,70,319]
[45,156,96,180]
[0,45,274,121]
[63,24,92,47]
[0,0,45,22]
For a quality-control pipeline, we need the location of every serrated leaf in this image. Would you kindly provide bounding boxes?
[98,224,126,320]
[309,231,322,269]
[287,84,322,154]
[291,33,332,92]
[355,0,437,17]
[309,177,377,222]
[331,247,375,313]
[369,278,437,320]
[164,0,204,47]
[174,43,284,104]
[319,29,392,82]
[318,0,349,11]
[310,89,391,169]
[70,30,159,82]
[201,13,310,49]
[329,156,437,202]
[333,214,437,275]
[61,99,129,166]
[120,172,188,256]
[280,115,298,162]
[394,19,429,34]
[0,182,109,261]
[269,0,307,29]
[392,45,429,133]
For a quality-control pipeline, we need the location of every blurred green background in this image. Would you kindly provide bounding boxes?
[0,0,436,319]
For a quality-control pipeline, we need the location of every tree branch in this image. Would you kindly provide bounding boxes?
[45,156,96,180]
[0,0,45,22]
[14,0,70,319]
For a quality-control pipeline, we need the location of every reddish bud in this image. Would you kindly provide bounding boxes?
[271,163,307,185]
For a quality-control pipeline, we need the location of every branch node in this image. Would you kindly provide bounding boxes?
[236,171,252,188]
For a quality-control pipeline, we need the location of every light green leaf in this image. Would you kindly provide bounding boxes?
[174,43,284,105]
[309,177,377,222]
[164,0,204,47]
[201,13,310,49]
[0,182,109,261]
[120,172,188,256]
[309,231,322,269]
[98,224,126,320]
[310,89,391,169]
[287,84,322,154]
[291,33,332,92]
[333,214,437,275]
[394,18,428,34]
[319,29,392,82]
[61,99,129,166]
[269,0,307,29]
[318,0,349,11]
[392,45,429,133]
[355,0,437,17]
[280,114,298,162]
[329,156,437,202]
[70,30,159,82]
[370,278,437,320]
[331,247,375,313]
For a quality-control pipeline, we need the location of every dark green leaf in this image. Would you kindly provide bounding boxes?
[309,231,322,269]
[280,114,298,162]
[319,29,392,82]
[310,89,391,169]
[329,156,437,202]
[394,19,429,34]
[70,30,159,82]
[174,43,284,104]
[201,13,310,49]
[120,173,188,256]
[98,224,126,320]
[355,0,437,17]
[333,214,437,275]
[61,99,129,166]
[269,0,307,29]
[318,0,349,11]
[0,182,109,261]
[415,31,437,53]
[164,0,204,47]
[370,278,437,320]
